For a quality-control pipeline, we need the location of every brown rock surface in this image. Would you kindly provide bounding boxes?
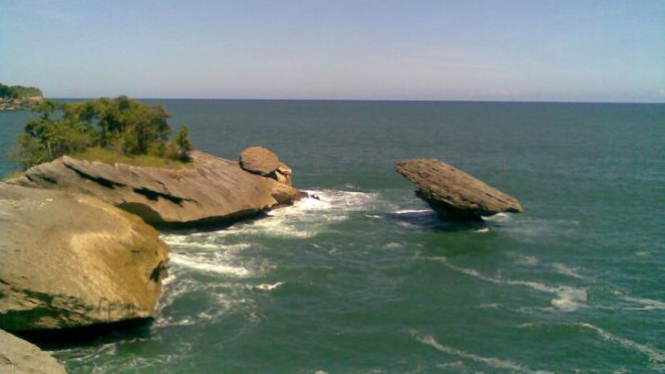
[395,158,523,220]
[239,146,280,176]
[0,330,69,374]
[0,184,168,331]
[8,150,298,227]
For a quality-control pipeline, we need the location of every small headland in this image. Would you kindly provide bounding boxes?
[0,83,44,111]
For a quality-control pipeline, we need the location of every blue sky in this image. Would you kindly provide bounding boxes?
[1,0,663,101]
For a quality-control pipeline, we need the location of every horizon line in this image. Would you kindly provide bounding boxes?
[45,97,665,105]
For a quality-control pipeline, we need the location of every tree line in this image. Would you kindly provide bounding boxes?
[12,96,193,169]
[0,83,43,99]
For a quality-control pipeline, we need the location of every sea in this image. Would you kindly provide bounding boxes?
[0,100,663,373]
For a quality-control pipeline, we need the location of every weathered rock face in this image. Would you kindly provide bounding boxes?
[0,184,168,331]
[240,146,280,176]
[0,330,68,374]
[395,158,523,220]
[239,146,293,186]
[8,150,298,227]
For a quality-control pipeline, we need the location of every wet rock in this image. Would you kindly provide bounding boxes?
[395,158,523,220]
[0,184,168,331]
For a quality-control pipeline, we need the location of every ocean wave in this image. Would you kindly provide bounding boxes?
[394,209,433,215]
[424,256,587,311]
[619,295,665,311]
[169,253,250,277]
[552,262,587,280]
[253,282,284,291]
[412,330,552,373]
[576,323,665,367]
[518,322,665,370]
[514,255,540,266]
[172,190,381,240]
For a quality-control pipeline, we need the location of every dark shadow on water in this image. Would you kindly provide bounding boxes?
[9,318,154,350]
[158,210,270,235]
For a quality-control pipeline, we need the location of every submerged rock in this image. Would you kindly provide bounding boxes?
[395,158,523,220]
[8,150,298,227]
[0,184,168,331]
[0,330,68,374]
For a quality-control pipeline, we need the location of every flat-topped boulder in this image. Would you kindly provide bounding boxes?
[0,184,168,331]
[239,146,294,186]
[8,150,298,228]
[395,158,523,220]
[0,330,68,374]
[240,146,280,176]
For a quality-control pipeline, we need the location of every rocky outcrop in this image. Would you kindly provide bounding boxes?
[240,146,293,186]
[0,184,168,331]
[240,146,280,176]
[0,330,68,374]
[395,158,523,220]
[8,150,298,227]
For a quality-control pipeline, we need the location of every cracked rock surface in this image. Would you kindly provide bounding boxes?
[8,150,298,227]
[0,184,168,331]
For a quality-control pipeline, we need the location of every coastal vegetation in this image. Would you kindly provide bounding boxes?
[0,83,44,111]
[11,96,194,169]
[0,83,42,99]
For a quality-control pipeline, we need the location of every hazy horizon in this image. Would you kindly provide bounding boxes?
[2,0,663,103]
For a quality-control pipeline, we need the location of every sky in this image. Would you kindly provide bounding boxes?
[0,0,663,102]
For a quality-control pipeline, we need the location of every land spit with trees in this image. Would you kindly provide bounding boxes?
[1,95,302,371]
[11,96,194,170]
[0,83,44,111]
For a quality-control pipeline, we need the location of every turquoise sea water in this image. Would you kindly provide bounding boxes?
[1,100,664,373]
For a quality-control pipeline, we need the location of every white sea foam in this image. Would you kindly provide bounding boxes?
[395,209,432,214]
[482,212,510,222]
[578,323,665,367]
[620,296,665,311]
[177,190,380,240]
[412,330,552,373]
[169,253,250,277]
[254,282,284,291]
[552,262,587,279]
[424,256,587,311]
[515,255,540,266]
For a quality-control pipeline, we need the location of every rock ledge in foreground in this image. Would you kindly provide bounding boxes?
[0,330,68,374]
[0,184,168,331]
[395,158,523,220]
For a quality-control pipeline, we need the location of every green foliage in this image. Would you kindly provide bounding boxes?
[0,83,43,99]
[12,96,194,170]
[174,125,194,161]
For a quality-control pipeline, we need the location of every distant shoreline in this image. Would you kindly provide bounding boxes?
[0,97,43,111]
[38,98,665,105]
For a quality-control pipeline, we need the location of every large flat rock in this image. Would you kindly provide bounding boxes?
[0,330,68,374]
[8,150,298,227]
[395,158,523,220]
[0,184,168,331]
